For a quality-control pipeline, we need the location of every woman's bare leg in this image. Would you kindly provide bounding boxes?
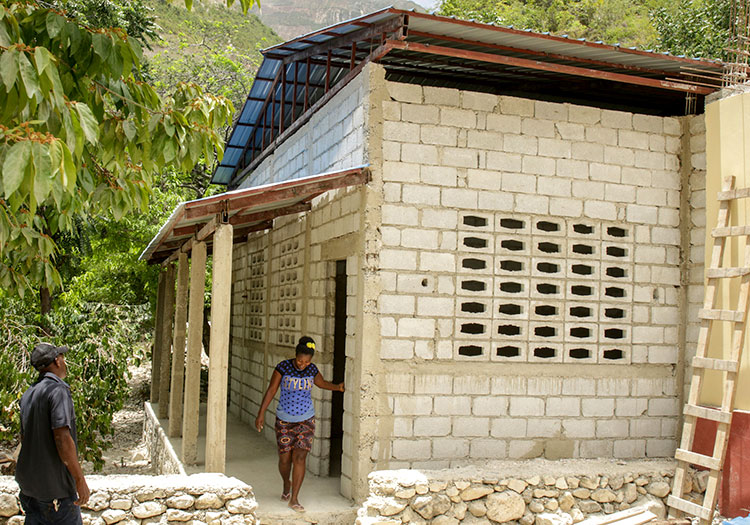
[289,448,308,511]
[278,451,292,500]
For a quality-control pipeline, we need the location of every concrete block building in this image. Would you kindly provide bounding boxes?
[141,8,750,504]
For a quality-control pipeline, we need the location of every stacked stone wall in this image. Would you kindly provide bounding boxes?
[355,461,705,525]
[372,80,691,468]
[0,474,257,524]
[238,73,367,189]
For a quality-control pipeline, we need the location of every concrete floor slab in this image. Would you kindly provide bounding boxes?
[154,403,357,524]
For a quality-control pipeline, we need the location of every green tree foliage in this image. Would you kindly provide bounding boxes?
[436,0,729,58]
[651,0,730,60]
[0,295,149,470]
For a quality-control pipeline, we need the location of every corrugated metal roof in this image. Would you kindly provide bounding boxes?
[141,166,370,263]
[212,7,723,187]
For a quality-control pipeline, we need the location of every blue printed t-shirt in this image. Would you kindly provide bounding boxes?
[275,359,319,423]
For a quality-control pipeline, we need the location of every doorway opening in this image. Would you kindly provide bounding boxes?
[329,259,347,477]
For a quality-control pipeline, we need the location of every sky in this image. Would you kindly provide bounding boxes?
[411,0,440,10]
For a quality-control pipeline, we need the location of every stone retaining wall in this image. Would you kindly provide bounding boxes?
[0,474,257,524]
[356,460,704,524]
[144,401,185,475]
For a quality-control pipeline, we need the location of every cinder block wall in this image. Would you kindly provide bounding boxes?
[239,72,367,189]
[229,185,363,479]
[371,79,695,468]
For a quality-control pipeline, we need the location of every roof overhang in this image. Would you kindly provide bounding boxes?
[212,7,724,188]
[140,166,370,264]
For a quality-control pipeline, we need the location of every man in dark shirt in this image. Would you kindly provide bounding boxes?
[16,342,90,525]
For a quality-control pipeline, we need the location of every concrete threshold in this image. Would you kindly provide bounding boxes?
[152,403,357,524]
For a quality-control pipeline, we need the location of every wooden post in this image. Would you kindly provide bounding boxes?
[205,222,233,473]
[158,263,176,419]
[182,241,206,464]
[168,252,189,436]
[150,271,166,403]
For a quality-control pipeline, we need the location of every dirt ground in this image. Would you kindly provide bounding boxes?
[80,362,153,475]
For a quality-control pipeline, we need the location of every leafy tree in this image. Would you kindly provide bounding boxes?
[651,0,730,60]
[0,0,259,301]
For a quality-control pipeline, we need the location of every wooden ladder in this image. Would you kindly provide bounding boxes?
[667,176,750,524]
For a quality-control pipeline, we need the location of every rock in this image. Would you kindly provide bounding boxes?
[694,471,709,493]
[380,497,408,516]
[646,481,671,498]
[521,512,536,525]
[546,499,559,511]
[433,516,459,525]
[634,476,649,486]
[452,502,468,520]
[85,492,110,512]
[167,494,195,509]
[527,476,542,486]
[570,508,585,523]
[603,503,615,514]
[430,481,448,492]
[600,478,609,489]
[591,489,616,503]
[637,487,647,495]
[0,494,19,517]
[536,512,573,525]
[395,488,416,499]
[572,488,590,499]
[544,477,557,486]
[195,494,222,509]
[578,500,602,513]
[468,500,487,517]
[580,477,599,490]
[609,477,624,491]
[529,501,545,513]
[132,501,165,519]
[446,486,459,497]
[455,481,471,491]
[566,478,579,490]
[508,480,529,494]
[411,494,451,520]
[462,486,494,501]
[642,496,666,519]
[166,509,192,522]
[559,492,575,511]
[102,510,127,525]
[135,489,166,502]
[110,499,132,510]
[225,497,257,514]
[556,478,569,490]
[487,492,526,523]
[132,450,148,461]
[534,489,559,498]
[416,484,429,495]
[8,517,25,525]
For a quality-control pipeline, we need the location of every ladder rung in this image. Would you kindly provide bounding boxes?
[712,225,750,237]
[718,187,750,201]
[667,495,713,520]
[698,308,745,322]
[692,356,739,372]
[684,404,733,424]
[675,448,722,470]
[705,267,750,278]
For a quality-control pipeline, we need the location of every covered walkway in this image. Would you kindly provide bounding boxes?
[151,402,357,524]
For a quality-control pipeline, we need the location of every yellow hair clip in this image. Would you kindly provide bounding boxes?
[306,342,315,349]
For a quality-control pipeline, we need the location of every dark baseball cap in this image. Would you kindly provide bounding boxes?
[31,343,70,371]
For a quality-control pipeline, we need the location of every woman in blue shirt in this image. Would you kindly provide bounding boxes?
[255,336,344,512]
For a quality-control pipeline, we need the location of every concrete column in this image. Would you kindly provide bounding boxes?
[205,223,233,473]
[168,252,189,436]
[158,263,176,419]
[183,241,206,464]
[150,271,166,403]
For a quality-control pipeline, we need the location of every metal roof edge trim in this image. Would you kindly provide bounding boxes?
[393,9,723,67]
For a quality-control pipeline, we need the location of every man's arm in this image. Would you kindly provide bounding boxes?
[52,427,90,506]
